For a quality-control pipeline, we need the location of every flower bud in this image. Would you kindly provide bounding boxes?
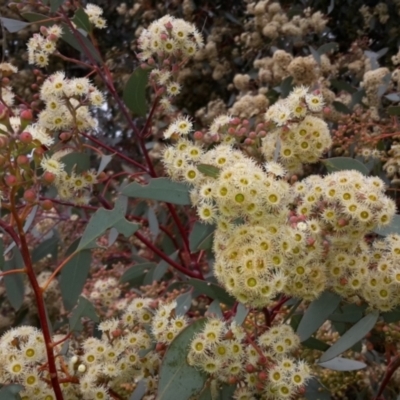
[41,199,53,210]
[42,171,56,184]
[23,189,36,203]
[5,175,17,187]
[19,131,32,144]
[17,155,29,166]
[40,26,48,36]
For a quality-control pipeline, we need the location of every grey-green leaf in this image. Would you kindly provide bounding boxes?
[77,196,140,251]
[123,68,150,117]
[332,101,351,114]
[69,295,100,331]
[153,251,179,281]
[61,152,91,175]
[322,157,369,175]
[71,8,91,32]
[0,384,24,399]
[157,319,207,400]
[98,154,113,174]
[205,299,223,319]
[189,222,215,252]
[374,214,400,236]
[234,302,249,326]
[197,164,220,179]
[297,291,341,342]
[0,18,29,33]
[188,278,235,307]
[4,249,25,311]
[32,233,58,263]
[319,311,379,363]
[175,291,192,316]
[59,249,91,311]
[122,178,191,205]
[318,357,366,371]
[121,262,156,284]
[129,380,147,400]
[50,0,65,12]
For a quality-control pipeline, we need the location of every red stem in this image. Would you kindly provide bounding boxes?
[10,190,63,400]
[374,355,400,399]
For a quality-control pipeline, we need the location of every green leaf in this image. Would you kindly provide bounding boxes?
[0,18,29,33]
[120,262,156,284]
[122,178,191,205]
[382,307,400,323]
[188,278,235,307]
[61,152,91,175]
[123,68,150,117]
[329,303,366,323]
[297,291,341,342]
[234,302,249,326]
[197,231,214,251]
[205,299,223,319]
[98,154,112,174]
[0,384,24,399]
[22,12,54,26]
[153,251,179,281]
[69,295,99,331]
[59,249,91,311]
[332,101,351,114]
[305,378,332,400]
[129,380,146,400]
[32,233,58,263]
[387,106,400,116]
[330,79,357,94]
[50,0,65,12]
[318,42,338,55]
[318,357,366,371]
[309,46,321,65]
[319,311,379,363]
[175,291,192,316]
[4,249,25,311]
[147,207,160,239]
[77,196,140,251]
[302,337,329,351]
[0,238,4,271]
[197,164,220,179]
[71,8,91,33]
[280,76,294,98]
[60,23,102,63]
[374,214,400,236]
[322,157,369,175]
[157,319,207,400]
[189,222,215,252]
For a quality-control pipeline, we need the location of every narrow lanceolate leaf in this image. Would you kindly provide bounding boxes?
[3,249,25,311]
[374,214,400,236]
[157,319,207,400]
[69,296,100,331]
[0,384,24,399]
[77,196,140,251]
[322,157,369,176]
[189,222,215,252]
[153,251,179,281]
[332,101,351,114]
[0,17,29,33]
[188,278,235,307]
[50,0,65,13]
[175,291,192,316]
[122,178,191,205]
[197,164,220,179]
[32,233,58,263]
[318,357,366,371]
[234,302,249,326]
[205,299,223,319]
[297,291,341,342]
[98,154,113,174]
[71,8,91,33]
[59,249,91,311]
[129,380,147,400]
[319,311,379,363]
[120,262,156,284]
[123,68,150,117]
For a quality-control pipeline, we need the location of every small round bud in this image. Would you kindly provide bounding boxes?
[42,171,56,184]
[19,131,32,144]
[193,131,204,140]
[41,199,53,211]
[59,132,72,142]
[47,33,58,41]
[23,189,36,203]
[40,26,48,36]
[2,77,10,84]
[17,155,29,166]
[71,356,78,364]
[246,364,255,373]
[20,109,33,121]
[0,136,9,148]
[244,138,254,145]
[5,175,17,187]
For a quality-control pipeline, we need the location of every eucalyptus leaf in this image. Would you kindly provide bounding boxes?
[3,249,25,311]
[175,291,192,316]
[205,299,223,319]
[32,233,58,263]
[71,8,91,32]
[322,157,369,175]
[123,68,150,117]
[234,302,249,326]
[69,296,99,332]
[122,178,191,205]
[197,164,220,179]
[189,222,215,252]
[77,196,140,251]
[318,357,366,371]
[188,278,235,306]
[157,319,207,400]
[120,262,157,284]
[319,311,379,363]
[297,291,341,342]
[0,384,24,399]
[50,0,65,12]
[98,154,113,174]
[374,214,400,236]
[129,380,147,400]
[153,251,179,281]
[59,249,91,311]
[147,207,160,240]
[0,18,29,33]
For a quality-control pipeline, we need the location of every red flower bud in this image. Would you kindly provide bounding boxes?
[41,199,53,210]
[19,131,32,144]
[23,189,36,203]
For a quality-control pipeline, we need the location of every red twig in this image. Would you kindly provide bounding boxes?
[374,355,400,399]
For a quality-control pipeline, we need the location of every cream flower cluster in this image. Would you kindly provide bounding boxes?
[188,319,311,399]
[138,15,204,111]
[261,86,331,173]
[0,298,187,399]
[27,25,63,68]
[38,71,104,132]
[84,3,107,29]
